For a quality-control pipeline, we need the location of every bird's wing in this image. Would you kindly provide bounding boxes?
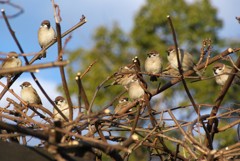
[33,88,42,105]
[1,59,13,68]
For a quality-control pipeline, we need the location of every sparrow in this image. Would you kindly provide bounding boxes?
[38,20,56,58]
[162,64,181,76]
[127,78,145,100]
[144,50,162,81]
[213,63,240,86]
[105,63,136,89]
[166,46,199,74]
[53,96,69,120]
[132,56,141,73]
[20,82,42,105]
[0,51,22,79]
[114,97,131,115]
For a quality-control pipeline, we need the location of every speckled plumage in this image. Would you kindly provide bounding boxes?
[166,46,194,72]
[145,50,162,81]
[128,78,145,100]
[1,52,22,78]
[53,96,69,120]
[213,63,240,86]
[38,20,55,58]
[20,82,42,104]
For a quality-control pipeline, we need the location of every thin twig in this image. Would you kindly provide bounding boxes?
[0,11,87,100]
[52,0,73,121]
[1,9,68,121]
[168,110,198,159]
[0,121,48,140]
[29,15,87,64]
[80,60,97,79]
[75,73,82,114]
[0,3,23,18]
[206,49,240,149]
[167,15,199,115]
[153,48,239,96]
[0,61,68,75]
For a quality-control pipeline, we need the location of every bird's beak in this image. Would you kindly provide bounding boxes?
[213,69,217,75]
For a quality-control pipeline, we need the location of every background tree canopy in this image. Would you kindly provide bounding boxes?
[64,0,228,109]
[62,0,239,158]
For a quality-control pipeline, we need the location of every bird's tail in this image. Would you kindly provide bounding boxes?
[42,51,47,58]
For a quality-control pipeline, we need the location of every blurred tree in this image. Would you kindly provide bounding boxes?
[131,0,239,109]
[63,24,133,109]
[130,0,239,150]
[64,0,225,109]
[131,0,223,53]
[62,0,238,155]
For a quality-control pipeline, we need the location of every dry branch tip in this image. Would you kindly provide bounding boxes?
[132,134,139,141]
[104,109,110,114]
[228,48,233,53]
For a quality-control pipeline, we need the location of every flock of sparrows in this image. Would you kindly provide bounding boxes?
[20,81,69,120]
[0,19,239,119]
[111,47,240,114]
[0,20,68,120]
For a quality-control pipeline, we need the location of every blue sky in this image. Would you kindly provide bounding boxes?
[0,0,240,107]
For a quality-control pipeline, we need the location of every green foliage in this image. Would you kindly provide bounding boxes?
[64,0,225,107]
[131,0,239,109]
[64,24,133,109]
[215,120,238,149]
[131,0,222,53]
[63,0,238,152]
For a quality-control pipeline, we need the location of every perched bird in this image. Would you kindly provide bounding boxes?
[144,50,162,81]
[53,96,69,120]
[132,56,141,73]
[105,56,143,89]
[105,63,136,89]
[114,97,130,115]
[0,51,22,79]
[127,78,145,100]
[213,63,240,86]
[166,46,196,72]
[20,82,42,104]
[162,64,181,76]
[38,20,55,58]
